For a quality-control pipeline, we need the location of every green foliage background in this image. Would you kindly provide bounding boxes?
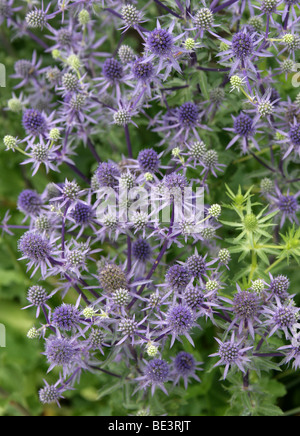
[0,1,299,416]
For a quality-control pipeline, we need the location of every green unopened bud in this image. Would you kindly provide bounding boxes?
[78,9,90,26]
[145,172,154,182]
[252,279,265,295]
[146,343,159,357]
[52,49,61,60]
[67,54,81,71]
[4,135,17,150]
[230,75,243,90]
[49,128,61,141]
[83,307,97,319]
[185,38,196,51]
[208,204,222,219]
[27,327,39,339]
[7,98,22,112]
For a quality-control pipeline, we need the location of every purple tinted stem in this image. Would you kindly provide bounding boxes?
[212,0,239,13]
[153,0,182,19]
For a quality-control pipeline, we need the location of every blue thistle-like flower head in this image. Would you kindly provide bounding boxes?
[22,109,47,136]
[45,336,78,367]
[52,304,81,331]
[132,59,154,81]
[234,113,253,137]
[18,189,42,216]
[174,351,196,376]
[132,238,151,262]
[166,304,194,335]
[232,31,254,60]
[96,162,121,188]
[71,202,93,224]
[145,358,170,384]
[18,231,51,262]
[178,102,198,127]
[166,264,191,291]
[103,58,123,82]
[138,148,159,173]
[147,28,174,56]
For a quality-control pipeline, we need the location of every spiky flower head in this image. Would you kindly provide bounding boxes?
[45,336,78,367]
[82,307,97,319]
[270,275,290,300]
[71,202,93,225]
[283,34,300,52]
[62,72,79,92]
[258,99,274,117]
[118,45,135,64]
[4,135,17,150]
[252,279,265,295]
[118,317,138,335]
[18,189,42,216]
[166,264,191,292]
[52,304,80,331]
[261,177,274,194]
[132,238,151,262]
[244,213,258,232]
[261,0,278,14]
[185,38,196,51]
[131,211,148,231]
[194,8,214,30]
[39,384,61,405]
[7,98,22,112]
[166,304,195,336]
[147,28,174,56]
[88,328,105,350]
[178,102,198,127]
[186,254,207,278]
[121,4,141,26]
[27,327,39,339]
[218,248,231,265]
[248,16,264,33]
[183,285,205,310]
[210,87,225,105]
[96,162,121,188]
[208,204,222,219]
[22,109,47,136]
[27,285,48,306]
[146,343,159,357]
[206,280,220,293]
[78,9,90,26]
[132,59,154,81]
[25,10,46,29]
[113,109,131,126]
[112,288,129,306]
[230,75,244,91]
[63,180,80,201]
[98,264,128,293]
[144,359,170,385]
[234,113,253,137]
[103,58,123,82]
[232,31,254,60]
[281,59,295,74]
[138,148,159,173]
[189,141,207,160]
[174,351,196,376]
[233,291,260,320]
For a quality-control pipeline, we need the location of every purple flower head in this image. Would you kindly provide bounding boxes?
[269,275,290,301]
[39,381,64,406]
[45,336,79,372]
[18,231,51,263]
[147,28,174,57]
[132,238,151,262]
[231,288,261,338]
[183,285,205,311]
[18,189,42,217]
[178,102,199,128]
[96,162,121,188]
[166,304,196,346]
[52,304,81,331]
[186,254,207,279]
[132,59,154,82]
[71,202,94,225]
[143,359,170,395]
[210,333,253,379]
[234,113,254,137]
[27,285,48,307]
[172,351,202,388]
[166,264,191,292]
[232,31,254,60]
[264,298,300,339]
[164,173,189,191]
[22,109,47,136]
[269,187,300,227]
[103,58,123,82]
[138,148,159,173]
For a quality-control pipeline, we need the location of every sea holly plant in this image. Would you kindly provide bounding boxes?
[0,0,299,418]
